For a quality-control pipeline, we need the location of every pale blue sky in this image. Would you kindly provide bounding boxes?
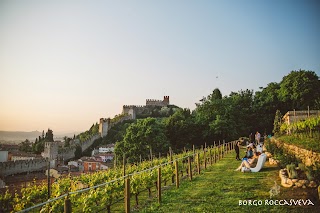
[0,0,319,133]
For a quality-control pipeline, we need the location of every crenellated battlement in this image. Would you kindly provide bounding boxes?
[146,99,164,102]
[0,158,47,177]
[0,133,101,177]
[146,96,170,107]
[122,105,145,108]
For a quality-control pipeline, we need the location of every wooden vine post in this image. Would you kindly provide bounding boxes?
[188,156,192,181]
[209,148,212,165]
[125,178,130,213]
[175,161,179,188]
[226,142,229,153]
[157,167,161,203]
[64,194,72,213]
[223,141,225,157]
[227,141,229,153]
[214,143,216,163]
[204,148,207,169]
[197,153,201,174]
[47,159,51,199]
[150,147,153,162]
[170,147,174,184]
[123,154,126,178]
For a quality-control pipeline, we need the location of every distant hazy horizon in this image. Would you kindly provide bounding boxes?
[0,130,81,144]
[1,0,319,133]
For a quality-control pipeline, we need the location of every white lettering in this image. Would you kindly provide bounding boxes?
[282,200,290,206]
[291,199,299,205]
[307,199,314,206]
[298,200,302,206]
[240,199,315,207]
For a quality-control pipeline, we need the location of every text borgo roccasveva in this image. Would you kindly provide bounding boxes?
[239,199,314,206]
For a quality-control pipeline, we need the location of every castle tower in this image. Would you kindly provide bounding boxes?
[40,129,58,167]
[43,142,59,160]
[99,118,110,137]
[123,105,137,119]
[163,96,170,106]
[128,107,136,119]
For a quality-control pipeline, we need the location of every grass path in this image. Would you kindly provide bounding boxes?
[137,151,318,213]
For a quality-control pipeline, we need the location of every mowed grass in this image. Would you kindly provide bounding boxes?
[137,150,319,213]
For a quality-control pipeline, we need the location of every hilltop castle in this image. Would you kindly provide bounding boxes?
[99,96,170,137]
[122,96,170,119]
[0,96,171,176]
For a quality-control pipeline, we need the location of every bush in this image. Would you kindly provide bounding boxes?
[265,139,301,168]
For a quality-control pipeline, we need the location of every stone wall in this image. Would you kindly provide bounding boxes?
[271,138,320,166]
[81,134,100,151]
[0,158,47,177]
[0,134,101,177]
[60,134,101,161]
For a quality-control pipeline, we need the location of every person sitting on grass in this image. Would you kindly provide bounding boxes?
[243,146,254,159]
[235,152,259,171]
[256,142,263,154]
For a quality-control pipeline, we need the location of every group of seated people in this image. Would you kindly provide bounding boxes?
[235,142,264,172]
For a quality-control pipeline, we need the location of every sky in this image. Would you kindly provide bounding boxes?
[0,0,319,133]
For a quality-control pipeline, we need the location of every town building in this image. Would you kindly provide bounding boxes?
[98,144,115,153]
[94,153,114,162]
[81,157,108,172]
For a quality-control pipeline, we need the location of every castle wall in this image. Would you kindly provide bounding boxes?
[0,135,100,177]
[81,135,100,151]
[0,158,47,177]
[123,105,145,119]
[109,115,132,128]
[146,96,169,107]
[59,134,101,161]
[0,151,8,162]
[59,146,76,161]
[146,99,165,106]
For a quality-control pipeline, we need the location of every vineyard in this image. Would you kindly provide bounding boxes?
[279,116,320,152]
[0,141,235,213]
[281,116,320,138]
